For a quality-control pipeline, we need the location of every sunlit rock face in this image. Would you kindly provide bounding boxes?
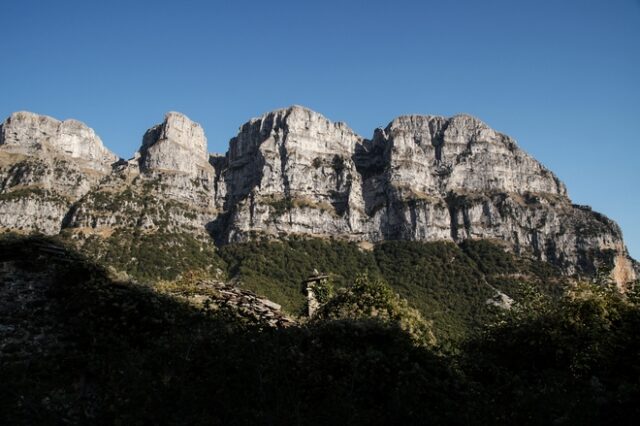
[376,114,566,196]
[216,107,635,288]
[66,112,217,235]
[0,112,119,234]
[138,111,212,179]
[217,108,572,245]
[0,111,118,173]
[0,107,635,288]
[213,105,372,241]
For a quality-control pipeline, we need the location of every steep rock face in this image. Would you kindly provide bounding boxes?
[0,111,118,173]
[138,112,212,179]
[64,172,216,235]
[217,110,574,243]
[214,106,371,241]
[377,114,566,196]
[65,112,217,236]
[354,115,632,285]
[0,107,635,288]
[0,112,119,233]
[217,108,635,288]
[0,191,69,234]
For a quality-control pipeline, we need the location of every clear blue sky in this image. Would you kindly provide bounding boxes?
[1,0,638,258]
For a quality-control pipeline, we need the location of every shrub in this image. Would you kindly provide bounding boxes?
[315,274,436,346]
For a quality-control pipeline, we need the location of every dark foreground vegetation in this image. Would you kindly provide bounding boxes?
[1,235,639,425]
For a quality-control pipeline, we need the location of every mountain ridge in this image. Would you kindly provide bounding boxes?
[0,107,636,289]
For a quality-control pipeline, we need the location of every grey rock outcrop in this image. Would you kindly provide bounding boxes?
[0,192,69,234]
[214,107,636,289]
[138,112,212,179]
[0,111,118,173]
[0,112,119,233]
[0,107,635,289]
[375,114,566,197]
[351,114,634,288]
[213,106,368,240]
[64,112,217,235]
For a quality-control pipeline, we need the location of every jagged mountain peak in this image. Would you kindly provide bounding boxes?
[141,111,207,153]
[383,113,490,136]
[0,110,118,173]
[239,105,359,137]
[258,104,328,119]
[137,111,212,177]
[383,113,506,147]
[4,110,58,125]
[375,111,567,198]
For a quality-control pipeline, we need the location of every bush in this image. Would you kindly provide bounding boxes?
[315,274,436,346]
[464,281,640,424]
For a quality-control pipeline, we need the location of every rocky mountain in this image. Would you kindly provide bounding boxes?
[213,106,636,289]
[0,112,118,234]
[64,112,217,235]
[0,107,636,289]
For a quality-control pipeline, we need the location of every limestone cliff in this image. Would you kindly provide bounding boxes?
[66,112,217,235]
[212,106,368,240]
[0,112,119,233]
[214,106,636,288]
[1,111,118,173]
[0,107,635,288]
[138,111,212,179]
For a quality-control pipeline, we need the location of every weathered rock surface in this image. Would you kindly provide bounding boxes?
[213,106,368,240]
[0,111,118,173]
[64,112,217,235]
[0,107,635,288]
[0,192,69,234]
[214,106,636,288]
[64,176,216,235]
[164,279,296,328]
[138,111,212,179]
[0,112,120,233]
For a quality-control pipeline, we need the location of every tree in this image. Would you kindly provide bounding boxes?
[314,274,436,346]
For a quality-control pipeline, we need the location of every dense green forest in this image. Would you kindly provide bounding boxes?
[219,238,570,342]
[1,234,638,424]
[69,232,564,341]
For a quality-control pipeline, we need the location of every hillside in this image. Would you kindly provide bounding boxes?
[1,235,639,425]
